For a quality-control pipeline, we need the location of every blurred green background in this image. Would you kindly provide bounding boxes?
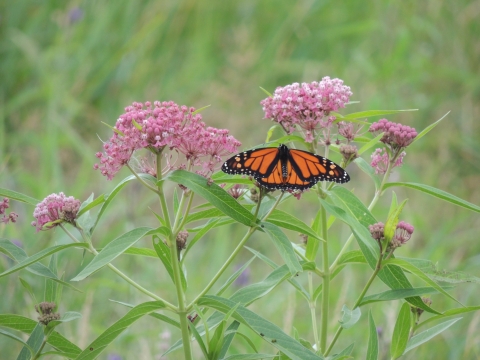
[1,1,480,359]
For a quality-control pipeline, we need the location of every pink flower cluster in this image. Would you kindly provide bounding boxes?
[370,148,405,174]
[369,118,417,149]
[94,101,241,179]
[31,193,81,232]
[261,77,352,142]
[0,198,18,224]
[389,221,414,250]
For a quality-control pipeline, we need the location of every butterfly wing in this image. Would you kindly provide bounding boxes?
[288,149,350,184]
[221,147,280,178]
[256,157,313,190]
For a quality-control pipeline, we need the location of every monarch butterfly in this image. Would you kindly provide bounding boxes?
[221,144,350,191]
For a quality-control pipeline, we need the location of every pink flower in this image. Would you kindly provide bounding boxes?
[95,101,241,179]
[369,222,385,241]
[0,198,18,224]
[369,119,417,149]
[261,77,352,142]
[389,221,414,250]
[31,193,81,232]
[370,148,405,174]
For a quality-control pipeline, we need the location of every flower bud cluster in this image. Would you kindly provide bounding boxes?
[31,193,81,232]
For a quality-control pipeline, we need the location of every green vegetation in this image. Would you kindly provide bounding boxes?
[1,1,479,359]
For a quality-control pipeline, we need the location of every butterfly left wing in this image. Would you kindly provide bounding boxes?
[221,147,280,178]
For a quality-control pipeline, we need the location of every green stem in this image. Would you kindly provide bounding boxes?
[32,337,47,360]
[187,226,256,309]
[156,152,172,229]
[319,204,330,353]
[126,163,160,194]
[308,271,320,352]
[324,248,384,356]
[170,233,193,360]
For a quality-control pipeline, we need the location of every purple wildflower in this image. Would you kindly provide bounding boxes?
[261,77,352,142]
[31,193,81,232]
[0,198,18,224]
[369,118,417,150]
[95,101,241,179]
[370,148,405,174]
[228,184,245,199]
[389,221,414,249]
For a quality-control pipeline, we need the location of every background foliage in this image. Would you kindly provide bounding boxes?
[1,1,479,358]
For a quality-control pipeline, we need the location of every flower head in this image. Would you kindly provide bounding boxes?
[369,119,417,150]
[369,222,385,241]
[0,198,18,224]
[261,77,352,142]
[31,193,81,232]
[35,302,60,325]
[370,148,405,174]
[95,101,241,179]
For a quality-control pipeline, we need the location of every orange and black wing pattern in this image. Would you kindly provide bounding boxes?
[221,147,280,178]
[222,144,350,191]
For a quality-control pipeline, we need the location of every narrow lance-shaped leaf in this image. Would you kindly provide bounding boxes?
[390,302,411,359]
[260,222,303,275]
[167,170,254,226]
[366,311,378,360]
[404,318,462,354]
[383,182,480,213]
[16,323,44,360]
[76,301,165,360]
[0,188,39,205]
[71,227,154,281]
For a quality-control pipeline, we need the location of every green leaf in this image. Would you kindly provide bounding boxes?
[397,257,480,284]
[267,209,322,242]
[337,109,418,120]
[357,133,384,156]
[0,314,81,357]
[19,277,38,306]
[366,311,378,360]
[336,250,367,266]
[44,254,58,303]
[329,187,377,228]
[319,201,438,314]
[383,182,480,213]
[185,207,225,224]
[224,354,277,360]
[75,301,165,360]
[45,311,82,331]
[383,198,407,246]
[109,299,180,328]
[383,258,462,305]
[339,305,361,329]
[404,318,462,354]
[354,157,381,190]
[153,237,187,291]
[92,173,157,232]
[122,247,157,257]
[418,306,480,329]
[0,329,35,357]
[0,188,39,205]
[0,243,89,278]
[183,219,220,260]
[218,321,241,359]
[360,286,454,306]
[216,257,256,297]
[70,227,153,281]
[77,194,105,218]
[390,302,411,359]
[188,317,209,359]
[198,295,324,360]
[259,86,273,97]
[331,342,354,359]
[16,323,44,360]
[245,247,311,301]
[412,111,449,145]
[260,222,303,276]
[167,170,254,226]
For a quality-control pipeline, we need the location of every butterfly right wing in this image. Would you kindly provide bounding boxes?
[221,147,280,178]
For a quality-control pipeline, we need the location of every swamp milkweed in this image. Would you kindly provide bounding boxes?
[221,144,350,191]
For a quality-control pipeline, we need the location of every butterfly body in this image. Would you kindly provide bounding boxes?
[222,144,350,191]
